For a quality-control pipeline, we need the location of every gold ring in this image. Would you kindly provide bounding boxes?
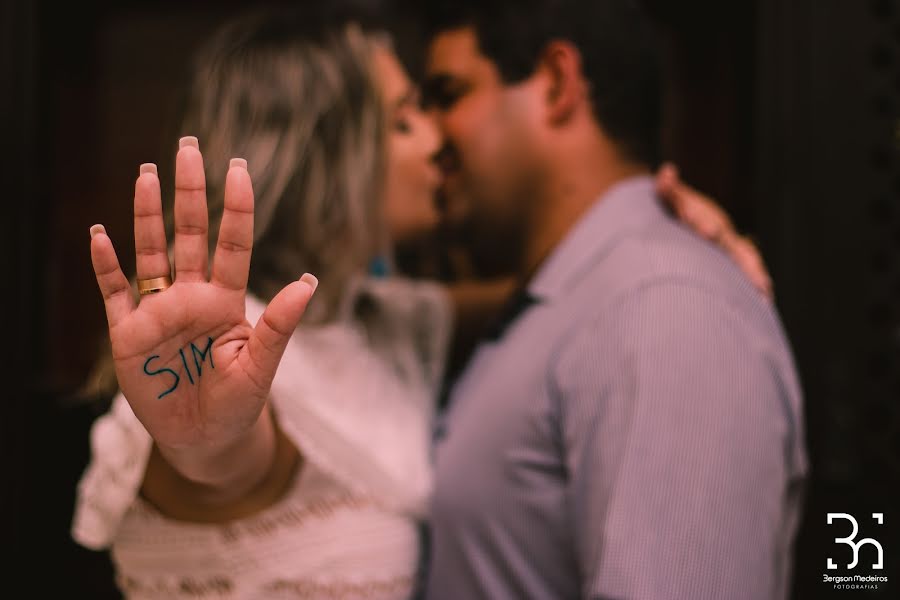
[138,275,173,295]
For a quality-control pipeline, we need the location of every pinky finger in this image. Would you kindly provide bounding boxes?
[90,224,136,328]
[729,235,774,300]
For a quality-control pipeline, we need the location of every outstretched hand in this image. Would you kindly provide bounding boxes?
[89,137,317,455]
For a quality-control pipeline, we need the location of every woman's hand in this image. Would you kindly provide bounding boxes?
[89,137,316,482]
[656,163,773,299]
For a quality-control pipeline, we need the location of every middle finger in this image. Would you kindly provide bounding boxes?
[173,136,209,282]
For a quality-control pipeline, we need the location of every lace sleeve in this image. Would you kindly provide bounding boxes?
[71,393,153,550]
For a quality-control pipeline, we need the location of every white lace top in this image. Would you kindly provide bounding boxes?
[72,277,452,599]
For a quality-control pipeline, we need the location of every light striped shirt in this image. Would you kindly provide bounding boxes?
[426,176,807,600]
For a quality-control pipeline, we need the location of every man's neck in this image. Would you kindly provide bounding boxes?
[518,160,649,282]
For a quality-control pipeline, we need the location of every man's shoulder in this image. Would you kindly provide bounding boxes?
[570,212,768,322]
[598,214,753,295]
[549,231,800,404]
[557,216,788,362]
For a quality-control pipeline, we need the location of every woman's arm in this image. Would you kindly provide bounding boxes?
[88,141,314,524]
[139,404,301,523]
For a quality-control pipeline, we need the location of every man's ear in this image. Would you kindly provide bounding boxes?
[538,40,586,125]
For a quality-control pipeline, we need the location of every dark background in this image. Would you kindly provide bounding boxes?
[2,0,897,597]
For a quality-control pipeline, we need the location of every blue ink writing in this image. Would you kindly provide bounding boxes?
[179,349,195,385]
[191,337,215,376]
[143,355,180,399]
[143,338,216,399]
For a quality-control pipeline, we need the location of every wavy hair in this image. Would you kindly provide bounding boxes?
[179,10,388,322]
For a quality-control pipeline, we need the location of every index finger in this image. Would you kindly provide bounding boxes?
[134,163,171,281]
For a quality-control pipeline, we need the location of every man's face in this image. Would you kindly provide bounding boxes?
[425,27,543,275]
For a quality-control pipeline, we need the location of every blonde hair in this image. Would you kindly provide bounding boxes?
[180,12,388,322]
[82,9,389,401]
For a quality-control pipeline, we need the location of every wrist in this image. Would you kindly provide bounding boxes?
[156,403,277,503]
[140,403,302,522]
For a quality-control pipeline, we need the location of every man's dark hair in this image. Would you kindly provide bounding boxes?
[423,0,662,167]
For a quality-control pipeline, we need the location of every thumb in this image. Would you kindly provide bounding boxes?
[244,273,318,387]
[655,162,679,196]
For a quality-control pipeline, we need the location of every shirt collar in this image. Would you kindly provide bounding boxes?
[527,174,660,302]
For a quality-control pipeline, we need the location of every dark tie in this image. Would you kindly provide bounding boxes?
[483,287,538,341]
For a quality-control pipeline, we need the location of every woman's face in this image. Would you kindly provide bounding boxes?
[374,46,443,245]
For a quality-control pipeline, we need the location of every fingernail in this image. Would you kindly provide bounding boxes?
[299,273,319,293]
[179,136,199,149]
[139,163,158,176]
[89,224,106,239]
[229,158,247,170]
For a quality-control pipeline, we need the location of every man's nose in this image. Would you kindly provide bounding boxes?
[422,113,443,157]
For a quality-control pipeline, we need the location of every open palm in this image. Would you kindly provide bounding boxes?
[89,138,316,451]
